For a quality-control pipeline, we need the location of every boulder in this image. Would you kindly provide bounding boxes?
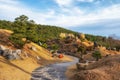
[0,45,6,50]
[15,49,22,55]
[6,54,15,60]
[76,62,88,70]
[12,52,20,59]
[79,33,85,39]
[36,56,41,60]
[3,49,21,60]
[3,49,10,57]
[60,33,66,38]
[0,45,22,60]
[60,33,75,38]
[31,46,37,51]
[0,50,4,56]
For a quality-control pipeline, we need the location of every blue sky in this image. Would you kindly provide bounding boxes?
[0,0,120,37]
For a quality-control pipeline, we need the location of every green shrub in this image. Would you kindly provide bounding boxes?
[92,51,102,61]
[51,44,59,51]
[9,34,25,48]
[42,43,48,49]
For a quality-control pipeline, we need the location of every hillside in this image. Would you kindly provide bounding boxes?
[0,15,120,50]
[0,15,120,80]
[73,55,120,80]
[0,16,77,43]
[0,29,72,80]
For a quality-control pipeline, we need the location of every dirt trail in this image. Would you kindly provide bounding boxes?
[31,56,78,80]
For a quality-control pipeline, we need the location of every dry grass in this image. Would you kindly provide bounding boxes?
[73,55,120,80]
[0,42,73,80]
[0,29,73,80]
[24,42,54,60]
[98,47,120,56]
[0,29,13,34]
[0,56,39,80]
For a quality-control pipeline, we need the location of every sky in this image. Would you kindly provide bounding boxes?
[0,0,120,37]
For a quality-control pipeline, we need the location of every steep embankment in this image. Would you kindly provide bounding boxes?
[0,29,72,80]
[73,55,120,80]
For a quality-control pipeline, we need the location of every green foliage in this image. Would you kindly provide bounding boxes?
[85,34,120,50]
[92,51,102,61]
[9,34,25,48]
[0,15,77,48]
[15,15,28,22]
[51,44,59,50]
[77,46,86,59]
[42,43,48,49]
[0,20,12,30]
[77,46,86,53]
[36,25,77,42]
[1,15,120,49]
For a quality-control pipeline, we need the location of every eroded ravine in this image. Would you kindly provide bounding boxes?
[31,57,78,80]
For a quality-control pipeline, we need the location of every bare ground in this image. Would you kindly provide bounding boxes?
[69,55,120,80]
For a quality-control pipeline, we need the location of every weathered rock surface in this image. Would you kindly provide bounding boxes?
[0,45,22,60]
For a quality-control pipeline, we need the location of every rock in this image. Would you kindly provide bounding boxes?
[12,52,20,59]
[22,51,28,58]
[3,49,21,60]
[52,52,59,57]
[76,62,88,70]
[31,46,37,51]
[59,33,75,39]
[67,33,75,38]
[24,52,28,58]
[36,56,41,60]
[0,45,6,50]
[6,54,15,60]
[0,50,4,56]
[39,41,42,46]
[3,49,10,57]
[0,45,22,60]
[15,49,22,55]
[22,38,26,42]
[60,33,66,38]
[79,33,85,39]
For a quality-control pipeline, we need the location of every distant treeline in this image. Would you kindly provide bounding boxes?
[0,15,120,50]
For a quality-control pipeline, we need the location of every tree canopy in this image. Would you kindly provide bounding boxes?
[0,15,120,49]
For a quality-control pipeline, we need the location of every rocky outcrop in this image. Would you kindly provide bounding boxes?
[59,33,75,39]
[0,45,22,60]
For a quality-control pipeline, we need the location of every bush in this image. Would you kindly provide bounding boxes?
[51,44,59,51]
[9,34,25,48]
[42,43,48,49]
[92,51,102,61]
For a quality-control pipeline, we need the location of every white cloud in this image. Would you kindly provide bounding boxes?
[0,0,120,31]
[77,0,94,2]
[0,0,55,24]
[0,0,120,36]
[0,0,20,6]
[45,4,120,27]
[54,0,73,7]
